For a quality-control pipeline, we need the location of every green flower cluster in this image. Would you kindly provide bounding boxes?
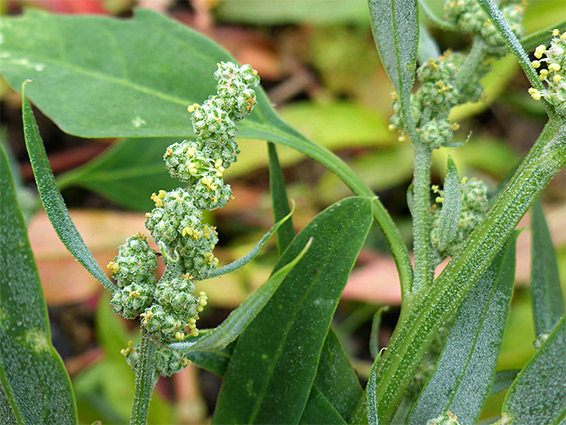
[121,340,191,377]
[444,0,524,49]
[389,51,471,149]
[108,62,260,374]
[431,177,489,259]
[164,62,260,211]
[528,30,566,118]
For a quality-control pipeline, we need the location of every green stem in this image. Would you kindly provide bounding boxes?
[130,329,159,425]
[352,120,566,424]
[411,143,432,293]
[455,39,487,92]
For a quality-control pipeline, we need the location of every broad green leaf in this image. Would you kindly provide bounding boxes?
[214,0,369,25]
[408,232,519,425]
[22,92,115,292]
[213,197,373,424]
[489,369,520,396]
[436,156,461,253]
[0,144,77,424]
[0,10,413,289]
[530,198,565,337]
[268,142,295,255]
[368,0,419,136]
[185,346,234,377]
[501,316,566,425]
[300,330,362,424]
[205,206,294,279]
[57,138,178,212]
[170,238,312,353]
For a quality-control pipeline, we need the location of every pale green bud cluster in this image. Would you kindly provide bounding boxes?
[431,177,489,258]
[109,62,260,354]
[426,411,462,425]
[121,340,191,377]
[528,30,566,118]
[107,234,157,319]
[444,0,524,50]
[389,51,469,148]
[164,62,260,211]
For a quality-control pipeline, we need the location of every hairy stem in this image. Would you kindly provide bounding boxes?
[352,120,566,424]
[411,142,433,293]
[130,329,159,425]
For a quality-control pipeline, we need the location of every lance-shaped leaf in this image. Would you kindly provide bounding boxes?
[170,238,311,353]
[22,91,115,292]
[268,142,295,255]
[501,316,566,425]
[436,156,461,253]
[203,204,295,279]
[299,330,362,424]
[530,198,565,337]
[489,369,520,396]
[0,8,412,295]
[368,0,418,134]
[0,144,77,425]
[213,197,373,424]
[408,232,519,425]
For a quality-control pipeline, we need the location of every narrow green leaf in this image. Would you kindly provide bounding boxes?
[370,306,388,359]
[0,387,17,425]
[185,345,234,377]
[21,90,115,293]
[368,0,419,135]
[530,198,565,337]
[204,205,295,279]
[501,316,566,425]
[520,20,566,53]
[213,197,373,424]
[57,138,177,212]
[408,232,519,425]
[0,144,77,425]
[436,156,461,253]
[268,142,295,255]
[367,359,380,425]
[170,238,312,353]
[0,9,413,294]
[301,330,362,424]
[418,24,441,65]
[418,0,458,31]
[475,0,556,119]
[489,369,520,396]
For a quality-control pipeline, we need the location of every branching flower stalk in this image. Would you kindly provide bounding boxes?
[105,62,260,425]
[389,0,525,295]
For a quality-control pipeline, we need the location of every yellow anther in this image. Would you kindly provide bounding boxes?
[215,159,223,168]
[212,196,218,203]
[528,88,542,101]
[461,177,468,184]
[398,135,407,143]
[204,252,216,265]
[451,122,460,131]
[196,306,204,312]
[199,299,208,307]
[129,291,139,298]
[431,185,439,193]
[145,212,152,218]
[191,328,199,337]
[186,147,195,157]
[187,103,199,113]
[531,60,541,68]
[158,190,167,198]
[107,262,120,274]
[534,45,546,59]
[552,29,560,37]
[150,193,164,207]
[135,232,147,241]
[436,196,444,203]
[175,332,186,341]
[539,69,549,80]
[553,74,563,83]
[388,124,397,132]
[548,63,561,72]
[561,32,566,40]
[164,147,173,157]
[390,91,398,100]
[202,226,211,239]
[188,322,196,329]
[189,318,197,324]
[181,358,191,367]
[182,273,194,280]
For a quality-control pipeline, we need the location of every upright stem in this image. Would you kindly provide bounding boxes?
[130,329,159,425]
[411,142,433,293]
